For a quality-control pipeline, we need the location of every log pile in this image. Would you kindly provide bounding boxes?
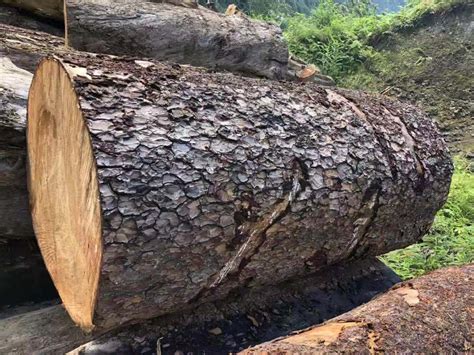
[240,264,473,354]
[0,4,459,354]
[0,24,64,240]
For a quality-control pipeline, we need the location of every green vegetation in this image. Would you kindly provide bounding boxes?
[282,0,466,81]
[381,158,474,280]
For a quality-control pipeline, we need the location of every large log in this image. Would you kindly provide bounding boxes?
[0,258,400,354]
[27,52,452,331]
[240,264,473,354]
[0,24,64,240]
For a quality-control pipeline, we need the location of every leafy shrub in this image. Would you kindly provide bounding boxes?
[381,158,474,280]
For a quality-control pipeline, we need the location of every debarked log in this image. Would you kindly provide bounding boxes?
[240,264,473,354]
[0,23,64,240]
[27,52,452,331]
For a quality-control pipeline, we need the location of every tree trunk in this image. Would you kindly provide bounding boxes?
[0,23,64,240]
[240,264,473,354]
[27,52,452,332]
[64,0,289,79]
[0,257,400,354]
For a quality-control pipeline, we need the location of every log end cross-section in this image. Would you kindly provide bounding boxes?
[27,58,102,331]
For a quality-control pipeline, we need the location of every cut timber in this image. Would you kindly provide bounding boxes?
[0,258,400,354]
[0,23,64,240]
[240,264,473,354]
[63,0,288,79]
[27,53,452,331]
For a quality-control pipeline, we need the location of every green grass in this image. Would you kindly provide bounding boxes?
[381,158,474,280]
[282,0,468,82]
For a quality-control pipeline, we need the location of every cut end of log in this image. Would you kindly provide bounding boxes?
[27,57,102,331]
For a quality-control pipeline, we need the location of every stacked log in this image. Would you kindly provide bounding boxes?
[0,23,64,240]
[240,264,473,354]
[0,4,63,35]
[0,24,64,305]
[26,51,452,332]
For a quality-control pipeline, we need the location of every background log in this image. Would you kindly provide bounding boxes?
[0,24,64,240]
[240,264,473,354]
[0,0,63,21]
[64,0,289,79]
[0,4,64,35]
[0,258,400,354]
[27,52,452,331]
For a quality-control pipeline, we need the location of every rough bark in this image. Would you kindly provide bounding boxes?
[64,0,289,79]
[0,24,64,240]
[27,51,452,332]
[0,258,400,354]
[241,264,473,354]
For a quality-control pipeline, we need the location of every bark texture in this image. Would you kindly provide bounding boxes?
[241,264,473,354]
[29,52,452,331]
[0,24,64,239]
[0,258,400,354]
[65,0,289,79]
